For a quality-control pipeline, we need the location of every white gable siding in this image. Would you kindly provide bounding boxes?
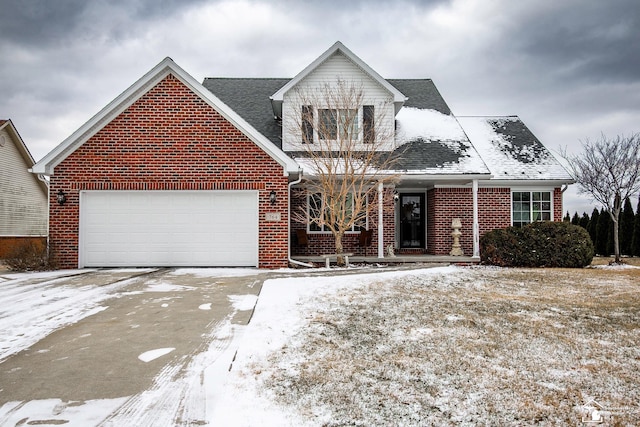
[0,129,48,236]
[281,51,396,151]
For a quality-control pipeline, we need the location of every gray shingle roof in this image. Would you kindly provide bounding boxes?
[387,79,452,114]
[201,78,570,181]
[202,77,453,150]
[457,116,573,181]
[202,78,288,149]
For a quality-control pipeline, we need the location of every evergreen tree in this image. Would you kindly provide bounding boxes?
[587,208,600,249]
[596,210,611,256]
[563,211,571,222]
[571,212,580,225]
[580,212,590,229]
[632,195,640,257]
[619,197,635,255]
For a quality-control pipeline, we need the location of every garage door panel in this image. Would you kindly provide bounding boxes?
[80,191,258,267]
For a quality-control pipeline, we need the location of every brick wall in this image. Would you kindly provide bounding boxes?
[290,187,395,257]
[49,74,289,269]
[291,185,564,258]
[427,186,564,256]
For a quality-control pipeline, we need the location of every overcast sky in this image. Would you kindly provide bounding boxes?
[1,0,638,214]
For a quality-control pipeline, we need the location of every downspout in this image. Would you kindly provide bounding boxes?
[472,179,480,258]
[288,170,314,268]
[377,181,384,258]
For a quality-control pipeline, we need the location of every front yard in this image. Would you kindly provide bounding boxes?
[217,264,640,426]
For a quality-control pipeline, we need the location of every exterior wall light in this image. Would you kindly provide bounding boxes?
[56,189,67,205]
[269,190,277,205]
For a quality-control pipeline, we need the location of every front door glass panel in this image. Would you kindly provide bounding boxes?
[400,194,425,248]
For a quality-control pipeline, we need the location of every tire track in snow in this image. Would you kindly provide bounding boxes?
[99,314,238,427]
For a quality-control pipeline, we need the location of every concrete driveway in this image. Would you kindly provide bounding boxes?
[0,267,269,426]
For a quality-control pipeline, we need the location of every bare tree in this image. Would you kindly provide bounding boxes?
[562,133,640,263]
[287,79,400,264]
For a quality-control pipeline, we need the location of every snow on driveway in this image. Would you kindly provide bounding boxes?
[0,267,275,426]
[0,269,154,362]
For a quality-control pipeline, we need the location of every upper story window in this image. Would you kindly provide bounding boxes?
[319,108,358,141]
[512,191,552,227]
[299,105,376,145]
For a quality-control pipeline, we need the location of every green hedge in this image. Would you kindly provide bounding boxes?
[480,221,594,268]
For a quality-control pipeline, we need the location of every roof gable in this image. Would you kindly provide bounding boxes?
[0,119,48,194]
[32,58,298,176]
[269,42,407,118]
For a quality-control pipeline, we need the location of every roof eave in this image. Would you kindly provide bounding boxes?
[477,178,576,187]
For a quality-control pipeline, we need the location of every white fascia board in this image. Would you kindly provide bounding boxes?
[269,41,407,113]
[31,57,299,177]
[31,59,175,175]
[399,173,493,182]
[476,179,575,188]
[2,119,36,167]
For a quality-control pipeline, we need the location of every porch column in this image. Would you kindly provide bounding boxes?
[378,181,384,258]
[472,179,480,258]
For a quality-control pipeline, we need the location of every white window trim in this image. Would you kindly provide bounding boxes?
[510,189,555,227]
[313,107,362,144]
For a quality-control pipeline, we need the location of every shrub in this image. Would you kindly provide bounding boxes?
[481,222,594,268]
[4,240,57,271]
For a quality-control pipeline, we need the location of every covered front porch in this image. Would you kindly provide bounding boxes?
[289,178,486,262]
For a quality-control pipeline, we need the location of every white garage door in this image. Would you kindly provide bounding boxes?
[79,191,258,267]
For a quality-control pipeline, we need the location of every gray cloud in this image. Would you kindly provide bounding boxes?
[512,1,640,84]
[0,0,637,215]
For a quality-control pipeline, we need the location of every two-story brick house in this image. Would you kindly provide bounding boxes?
[32,42,573,269]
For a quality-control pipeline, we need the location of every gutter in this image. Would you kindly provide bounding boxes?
[288,170,314,268]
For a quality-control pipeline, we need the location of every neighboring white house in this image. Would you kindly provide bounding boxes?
[0,119,48,257]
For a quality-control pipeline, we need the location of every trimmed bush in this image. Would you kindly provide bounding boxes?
[481,221,594,268]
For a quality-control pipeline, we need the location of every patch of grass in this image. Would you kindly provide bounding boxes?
[257,267,640,426]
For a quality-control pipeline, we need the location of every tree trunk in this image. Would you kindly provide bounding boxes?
[613,217,621,263]
[334,232,345,266]
[612,193,622,263]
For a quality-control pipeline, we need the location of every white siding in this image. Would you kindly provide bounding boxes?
[0,129,48,236]
[281,51,396,152]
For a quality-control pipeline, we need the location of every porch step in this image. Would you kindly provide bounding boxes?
[397,248,426,255]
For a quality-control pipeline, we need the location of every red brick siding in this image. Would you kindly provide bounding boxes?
[292,185,564,258]
[553,187,563,222]
[49,74,289,269]
[478,188,512,235]
[427,188,476,255]
[290,188,395,257]
[427,186,564,255]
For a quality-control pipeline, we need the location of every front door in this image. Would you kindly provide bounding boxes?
[400,193,425,248]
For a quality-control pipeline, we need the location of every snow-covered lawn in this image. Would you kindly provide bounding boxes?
[213,265,640,426]
[1,265,639,425]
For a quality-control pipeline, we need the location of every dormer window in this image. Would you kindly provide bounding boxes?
[319,108,358,141]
